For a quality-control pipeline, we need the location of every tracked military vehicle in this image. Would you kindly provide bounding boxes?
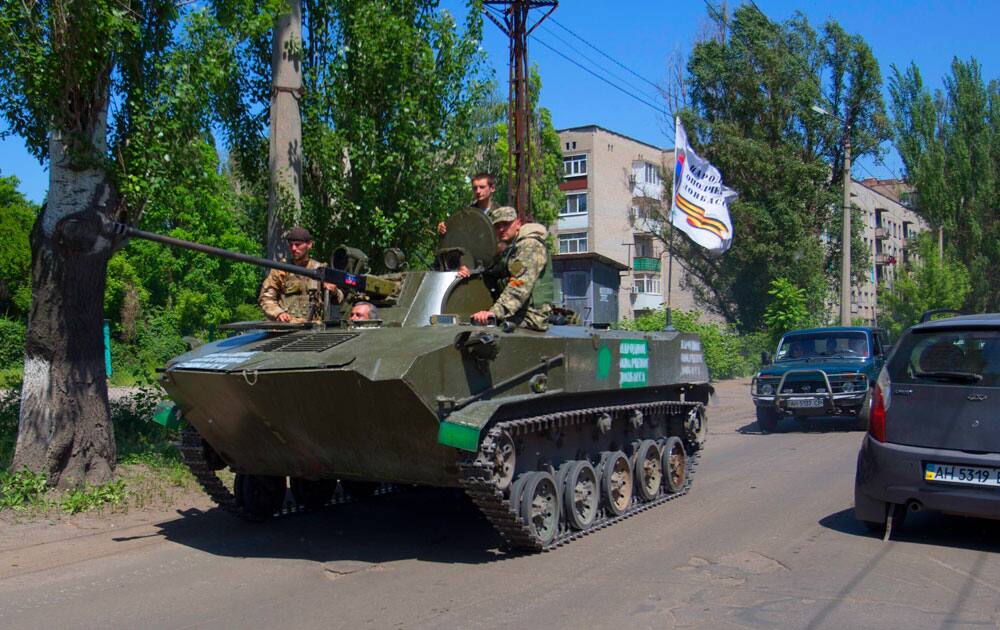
[104,210,712,551]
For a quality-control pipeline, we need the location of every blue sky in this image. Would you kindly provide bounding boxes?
[3,0,998,204]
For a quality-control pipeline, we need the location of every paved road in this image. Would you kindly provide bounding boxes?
[1,379,998,629]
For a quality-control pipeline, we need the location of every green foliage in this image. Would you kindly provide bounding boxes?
[889,58,1000,313]
[0,469,48,510]
[0,174,36,318]
[0,318,26,369]
[474,68,565,227]
[620,309,768,380]
[59,479,129,515]
[211,0,494,269]
[112,389,179,461]
[0,388,18,469]
[763,277,815,345]
[674,5,887,330]
[879,234,971,338]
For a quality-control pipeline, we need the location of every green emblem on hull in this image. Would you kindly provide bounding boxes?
[437,421,481,452]
[596,346,612,380]
[619,339,649,388]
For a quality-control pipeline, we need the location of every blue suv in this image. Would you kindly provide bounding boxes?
[751,327,890,433]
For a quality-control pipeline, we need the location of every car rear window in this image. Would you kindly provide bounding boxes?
[888,329,1000,387]
[776,331,869,360]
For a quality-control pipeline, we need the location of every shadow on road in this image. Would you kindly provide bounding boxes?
[140,488,514,565]
[818,507,1000,552]
[737,416,865,435]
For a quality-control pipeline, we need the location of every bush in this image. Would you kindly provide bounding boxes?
[0,317,25,369]
[0,469,48,510]
[621,309,767,380]
[0,388,17,469]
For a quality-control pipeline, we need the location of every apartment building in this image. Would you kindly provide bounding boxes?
[552,125,699,324]
[848,178,928,325]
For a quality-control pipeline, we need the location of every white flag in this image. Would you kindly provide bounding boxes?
[670,118,737,255]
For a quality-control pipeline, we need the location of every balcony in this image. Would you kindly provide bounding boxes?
[875,253,897,266]
[633,257,661,272]
[873,226,887,240]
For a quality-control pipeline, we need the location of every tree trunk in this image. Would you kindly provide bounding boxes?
[267,0,303,260]
[11,131,117,488]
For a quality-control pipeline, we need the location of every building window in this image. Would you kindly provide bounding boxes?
[558,232,588,253]
[633,272,661,295]
[644,162,661,186]
[563,154,587,177]
[635,235,654,258]
[561,192,588,215]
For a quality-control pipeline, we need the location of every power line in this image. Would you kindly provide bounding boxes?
[535,22,660,103]
[530,35,669,116]
[546,16,662,92]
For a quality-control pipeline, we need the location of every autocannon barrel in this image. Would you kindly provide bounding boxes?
[106,221,399,298]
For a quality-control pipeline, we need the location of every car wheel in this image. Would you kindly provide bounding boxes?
[756,407,780,433]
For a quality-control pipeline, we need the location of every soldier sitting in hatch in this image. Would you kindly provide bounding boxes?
[458,206,550,332]
[348,301,378,322]
[259,226,344,323]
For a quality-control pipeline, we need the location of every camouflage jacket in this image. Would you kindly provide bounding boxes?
[489,223,550,331]
[258,258,343,323]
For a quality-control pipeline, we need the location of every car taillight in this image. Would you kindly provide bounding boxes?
[869,382,887,442]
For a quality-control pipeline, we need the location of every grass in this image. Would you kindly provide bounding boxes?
[0,387,198,518]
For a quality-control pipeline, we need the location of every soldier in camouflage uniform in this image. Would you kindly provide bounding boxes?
[259,226,344,323]
[469,206,551,331]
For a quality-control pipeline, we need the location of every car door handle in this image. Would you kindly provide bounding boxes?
[893,388,913,396]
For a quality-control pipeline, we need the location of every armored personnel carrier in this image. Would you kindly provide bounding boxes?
[106,211,712,551]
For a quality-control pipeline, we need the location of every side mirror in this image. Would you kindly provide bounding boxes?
[760,351,771,365]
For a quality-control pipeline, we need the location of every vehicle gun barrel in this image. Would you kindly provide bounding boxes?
[106,221,398,298]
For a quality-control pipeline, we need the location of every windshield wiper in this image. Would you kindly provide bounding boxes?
[913,370,983,383]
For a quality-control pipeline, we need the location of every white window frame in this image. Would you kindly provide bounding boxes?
[560,192,588,216]
[633,272,661,295]
[643,162,661,186]
[558,231,588,253]
[563,154,587,177]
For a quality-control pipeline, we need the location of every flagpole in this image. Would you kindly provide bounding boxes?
[664,117,680,332]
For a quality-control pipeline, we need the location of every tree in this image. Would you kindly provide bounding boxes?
[666,5,887,331]
[0,1,273,486]
[267,0,303,259]
[889,58,1000,313]
[221,1,494,268]
[879,233,971,338]
[0,175,36,319]
[474,67,564,228]
[763,277,815,345]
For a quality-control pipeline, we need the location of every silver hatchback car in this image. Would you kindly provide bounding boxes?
[854,313,1000,534]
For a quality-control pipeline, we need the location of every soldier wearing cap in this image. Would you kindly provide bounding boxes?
[464,205,551,331]
[259,226,344,323]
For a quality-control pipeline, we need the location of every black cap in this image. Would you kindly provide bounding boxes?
[285,226,312,241]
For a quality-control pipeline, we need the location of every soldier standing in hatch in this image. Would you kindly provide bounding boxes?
[437,172,499,236]
[461,206,550,331]
[259,226,344,323]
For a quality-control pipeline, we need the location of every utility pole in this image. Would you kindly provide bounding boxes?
[840,125,852,326]
[483,1,557,221]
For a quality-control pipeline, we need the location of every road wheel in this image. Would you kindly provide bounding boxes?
[633,440,663,502]
[562,461,598,531]
[491,431,516,492]
[518,471,560,545]
[290,478,336,511]
[235,474,286,519]
[662,437,687,494]
[756,407,780,433]
[599,451,633,516]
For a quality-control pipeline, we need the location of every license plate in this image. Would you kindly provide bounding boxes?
[786,397,823,408]
[924,462,1000,488]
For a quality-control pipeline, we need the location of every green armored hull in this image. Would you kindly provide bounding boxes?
[119,211,711,550]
